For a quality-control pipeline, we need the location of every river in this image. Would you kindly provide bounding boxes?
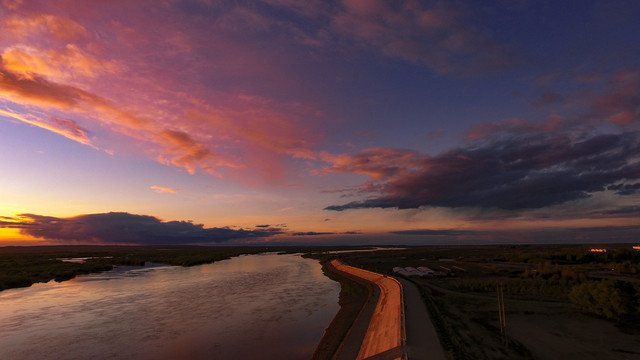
[0,253,340,359]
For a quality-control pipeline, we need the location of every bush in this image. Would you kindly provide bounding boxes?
[569,280,638,321]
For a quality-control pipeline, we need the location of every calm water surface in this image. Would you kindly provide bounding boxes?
[0,253,340,359]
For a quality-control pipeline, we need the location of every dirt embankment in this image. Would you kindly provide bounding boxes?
[312,260,371,360]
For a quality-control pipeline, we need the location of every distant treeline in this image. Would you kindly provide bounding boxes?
[493,247,640,267]
[0,245,384,292]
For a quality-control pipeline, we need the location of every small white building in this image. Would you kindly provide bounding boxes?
[393,266,436,278]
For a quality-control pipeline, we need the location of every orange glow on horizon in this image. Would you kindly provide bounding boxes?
[0,228,34,242]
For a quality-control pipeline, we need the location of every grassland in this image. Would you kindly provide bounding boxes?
[4,244,640,359]
[334,244,640,360]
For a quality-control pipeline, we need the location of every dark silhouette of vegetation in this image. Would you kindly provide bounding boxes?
[569,280,638,321]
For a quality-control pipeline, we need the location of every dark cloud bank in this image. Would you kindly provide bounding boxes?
[326,131,640,212]
[0,212,283,245]
[291,231,361,236]
[391,226,640,245]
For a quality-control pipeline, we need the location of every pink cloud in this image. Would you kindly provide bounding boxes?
[0,108,93,146]
[532,69,640,128]
[0,0,521,186]
[589,71,640,125]
[0,2,323,184]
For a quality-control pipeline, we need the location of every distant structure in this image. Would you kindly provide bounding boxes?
[393,266,449,277]
[633,245,640,251]
[590,248,607,253]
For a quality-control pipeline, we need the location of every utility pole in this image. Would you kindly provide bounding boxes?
[497,282,506,344]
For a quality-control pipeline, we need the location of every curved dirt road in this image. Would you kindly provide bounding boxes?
[329,260,405,360]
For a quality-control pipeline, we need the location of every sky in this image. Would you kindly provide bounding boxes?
[1,0,640,246]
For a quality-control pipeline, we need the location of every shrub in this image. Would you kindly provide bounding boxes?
[569,280,638,321]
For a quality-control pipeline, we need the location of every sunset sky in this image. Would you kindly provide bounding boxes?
[1,0,640,245]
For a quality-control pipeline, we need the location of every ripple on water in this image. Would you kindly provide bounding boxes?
[0,253,340,360]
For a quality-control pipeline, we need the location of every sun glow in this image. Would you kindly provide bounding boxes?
[0,228,32,242]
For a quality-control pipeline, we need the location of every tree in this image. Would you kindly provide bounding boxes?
[569,280,638,320]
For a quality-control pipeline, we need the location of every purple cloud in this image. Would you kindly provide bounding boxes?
[0,212,284,244]
[326,131,640,211]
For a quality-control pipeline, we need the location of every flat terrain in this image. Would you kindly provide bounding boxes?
[5,244,640,360]
[336,245,640,360]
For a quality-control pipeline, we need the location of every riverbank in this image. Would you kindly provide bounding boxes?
[0,245,272,291]
[312,258,408,360]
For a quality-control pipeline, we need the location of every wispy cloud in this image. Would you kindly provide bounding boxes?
[0,108,93,146]
[2,44,119,80]
[530,69,640,128]
[0,2,322,183]
[2,13,88,40]
[0,0,521,188]
[150,185,177,194]
[263,0,516,75]
[586,70,640,125]
[331,0,516,74]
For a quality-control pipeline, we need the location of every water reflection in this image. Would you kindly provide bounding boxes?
[0,253,339,360]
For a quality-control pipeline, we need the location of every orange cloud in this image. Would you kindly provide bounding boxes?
[0,64,87,108]
[0,61,250,176]
[320,148,424,179]
[156,129,243,175]
[2,44,118,80]
[2,13,87,41]
[150,185,177,194]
